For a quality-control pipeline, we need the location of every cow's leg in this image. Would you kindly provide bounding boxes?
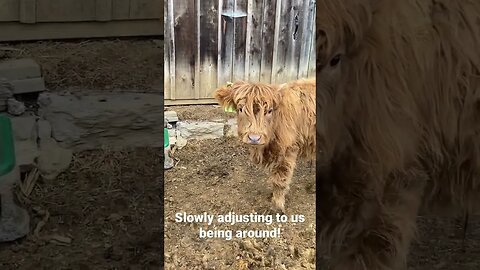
[330,172,424,270]
[269,149,298,212]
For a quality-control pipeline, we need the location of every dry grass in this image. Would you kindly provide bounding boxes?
[0,38,163,92]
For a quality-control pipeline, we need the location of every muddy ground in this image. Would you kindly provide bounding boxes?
[164,137,316,270]
[0,39,163,269]
[0,148,163,269]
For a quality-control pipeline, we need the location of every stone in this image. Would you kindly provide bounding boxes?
[37,138,73,180]
[176,121,224,140]
[38,92,162,151]
[225,118,238,137]
[0,58,41,81]
[10,77,46,94]
[37,119,52,140]
[15,140,39,167]
[0,166,30,242]
[175,129,188,149]
[7,98,25,116]
[0,78,13,111]
[9,115,37,141]
[165,110,179,123]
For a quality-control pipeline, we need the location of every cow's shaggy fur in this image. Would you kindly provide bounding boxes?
[214,79,316,211]
[317,0,480,269]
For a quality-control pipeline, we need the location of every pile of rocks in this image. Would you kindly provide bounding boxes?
[0,58,46,116]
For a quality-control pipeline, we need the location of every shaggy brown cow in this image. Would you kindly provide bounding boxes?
[317,0,480,269]
[214,79,315,212]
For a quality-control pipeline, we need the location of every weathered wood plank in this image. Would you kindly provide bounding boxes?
[0,0,19,22]
[35,0,96,22]
[165,98,217,106]
[298,0,315,78]
[218,0,234,86]
[232,0,247,81]
[95,0,113,21]
[112,0,130,20]
[129,0,162,20]
[0,20,163,42]
[164,0,171,100]
[198,0,219,98]
[167,0,175,100]
[245,0,263,82]
[173,0,196,99]
[19,0,36,23]
[259,0,277,83]
[308,19,316,78]
[273,0,303,83]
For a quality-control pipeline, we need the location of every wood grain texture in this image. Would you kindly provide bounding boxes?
[0,0,19,22]
[165,0,315,104]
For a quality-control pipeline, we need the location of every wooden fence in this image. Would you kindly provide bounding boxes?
[0,0,163,42]
[165,0,316,105]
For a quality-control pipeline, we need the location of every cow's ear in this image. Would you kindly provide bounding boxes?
[214,85,236,111]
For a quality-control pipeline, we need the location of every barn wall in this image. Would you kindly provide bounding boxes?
[0,0,163,41]
[165,0,316,105]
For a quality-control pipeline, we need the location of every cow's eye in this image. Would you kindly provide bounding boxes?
[267,108,273,114]
[329,54,341,67]
[238,107,243,113]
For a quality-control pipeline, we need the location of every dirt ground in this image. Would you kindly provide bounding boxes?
[164,138,316,270]
[0,38,163,92]
[0,39,163,269]
[0,147,163,269]
[166,105,480,270]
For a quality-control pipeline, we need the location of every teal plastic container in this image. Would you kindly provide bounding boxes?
[164,128,169,149]
[0,115,15,177]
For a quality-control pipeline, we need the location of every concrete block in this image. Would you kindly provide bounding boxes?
[10,77,46,94]
[0,58,41,81]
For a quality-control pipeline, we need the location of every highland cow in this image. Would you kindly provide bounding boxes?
[316,0,480,269]
[214,79,316,212]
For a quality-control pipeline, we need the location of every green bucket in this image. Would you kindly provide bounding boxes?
[0,115,15,177]
[164,128,169,149]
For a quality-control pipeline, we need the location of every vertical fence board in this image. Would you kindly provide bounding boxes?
[166,0,315,104]
[259,0,277,83]
[298,0,315,78]
[112,0,130,20]
[273,0,303,84]
[199,0,219,98]
[173,1,196,99]
[218,0,234,86]
[19,0,36,23]
[232,0,247,81]
[95,0,113,21]
[245,0,263,82]
[164,0,171,100]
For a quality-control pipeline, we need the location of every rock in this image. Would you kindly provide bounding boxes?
[15,140,40,167]
[175,129,188,149]
[38,92,162,151]
[9,115,37,141]
[225,118,238,137]
[0,166,30,242]
[165,110,179,123]
[37,119,52,140]
[177,121,224,140]
[10,77,46,94]
[37,138,73,180]
[0,78,13,111]
[7,98,26,116]
[0,58,41,81]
